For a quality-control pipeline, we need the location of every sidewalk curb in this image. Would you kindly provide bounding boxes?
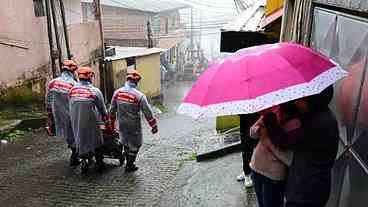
[196,141,242,162]
[0,120,22,135]
[0,117,47,135]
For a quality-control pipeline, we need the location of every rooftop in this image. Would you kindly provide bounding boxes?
[105,47,165,61]
[82,0,190,13]
[222,0,266,32]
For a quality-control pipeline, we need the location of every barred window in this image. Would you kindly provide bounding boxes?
[33,0,45,17]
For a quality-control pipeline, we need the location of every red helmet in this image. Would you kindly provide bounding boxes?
[77,67,95,80]
[62,59,78,71]
[126,69,142,81]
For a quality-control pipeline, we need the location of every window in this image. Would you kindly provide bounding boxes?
[33,0,45,17]
[151,16,161,34]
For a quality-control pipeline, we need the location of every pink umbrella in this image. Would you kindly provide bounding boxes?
[177,42,348,119]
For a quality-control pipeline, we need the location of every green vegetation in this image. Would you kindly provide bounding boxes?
[0,79,46,107]
[153,102,168,113]
[1,128,32,141]
[176,151,197,169]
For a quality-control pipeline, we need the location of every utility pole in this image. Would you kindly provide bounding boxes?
[94,0,107,98]
[198,10,202,59]
[59,0,72,59]
[50,0,63,70]
[190,7,194,62]
[44,0,57,78]
[147,20,153,48]
[95,0,105,60]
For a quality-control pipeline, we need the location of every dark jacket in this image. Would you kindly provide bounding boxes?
[285,86,339,206]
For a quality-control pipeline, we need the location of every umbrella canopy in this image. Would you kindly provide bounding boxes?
[177,42,348,119]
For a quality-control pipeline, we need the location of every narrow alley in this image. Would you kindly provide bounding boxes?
[0,81,256,207]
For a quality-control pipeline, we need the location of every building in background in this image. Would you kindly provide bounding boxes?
[0,0,103,106]
[82,0,189,65]
[220,0,283,53]
[280,1,368,207]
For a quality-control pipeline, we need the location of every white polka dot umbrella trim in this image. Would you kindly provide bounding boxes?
[177,66,348,120]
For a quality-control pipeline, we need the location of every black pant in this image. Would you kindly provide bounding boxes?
[251,170,285,207]
[241,136,258,175]
[239,114,259,175]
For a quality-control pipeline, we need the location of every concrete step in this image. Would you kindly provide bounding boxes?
[196,132,242,162]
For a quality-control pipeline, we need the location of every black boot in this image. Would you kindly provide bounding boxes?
[125,153,138,172]
[69,147,81,166]
[81,159,89,174]
[80,153,92,174]
[116,148,125,166]
[118,145,128,166]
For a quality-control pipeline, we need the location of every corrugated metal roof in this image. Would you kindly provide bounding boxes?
[313,0,368,12]
[222,2,265,32]
[82,0,190,13]
[106,47,165,61]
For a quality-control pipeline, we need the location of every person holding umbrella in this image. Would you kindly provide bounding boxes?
[283,86,339,207]
[177,43,347,205]
[248,103,301,207]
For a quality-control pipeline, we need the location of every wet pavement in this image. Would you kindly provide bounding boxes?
[0,81,256,207]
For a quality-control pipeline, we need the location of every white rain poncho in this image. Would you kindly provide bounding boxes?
[69,80,108,155]
[46,71,76,146]
[110,81,157,151]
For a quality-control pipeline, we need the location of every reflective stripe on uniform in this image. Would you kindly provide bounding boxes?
[147,118,157,128]
[114,91,139,104]
[49,80,73,92]
[69,87,96,99]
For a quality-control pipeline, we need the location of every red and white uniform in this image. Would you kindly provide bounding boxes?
[109,81,157,151]
[69,80,108,155]
[46,71,76,146]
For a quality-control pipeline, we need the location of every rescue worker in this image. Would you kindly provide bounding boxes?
[69,67,108,173]
[46,59,79,166]
[109,69,158,172]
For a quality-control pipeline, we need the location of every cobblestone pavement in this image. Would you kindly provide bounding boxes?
[0,81,257,207]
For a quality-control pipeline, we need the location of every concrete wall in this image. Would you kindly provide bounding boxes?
[0,0,102,105]
[101,6,151,41]
[64,0,83,24]
[136,54,161,98]
[68,22,102,66]
[111,58,127,89]
[0,0,50,90]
